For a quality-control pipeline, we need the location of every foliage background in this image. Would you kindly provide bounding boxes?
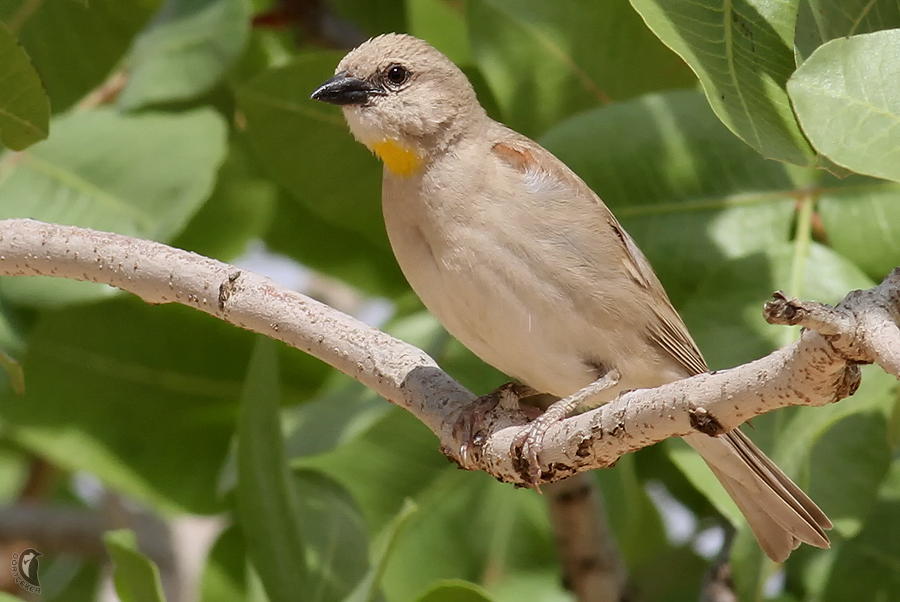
[0,0,899,601]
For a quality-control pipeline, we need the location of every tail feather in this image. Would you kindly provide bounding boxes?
[684,429,830,562]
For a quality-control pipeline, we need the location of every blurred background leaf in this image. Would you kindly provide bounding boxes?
[0,107,228,305]
[120,0,251,110]
[0,0,157,112]
[0,20,49,150]
[468,0,695,137]
[104,529,167,602]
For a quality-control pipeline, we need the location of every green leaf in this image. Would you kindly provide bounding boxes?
[0,20,49,150]
[821,459,900,602]
[283,380,393,459]
[667,437,743,526]
[540,90,797,306]
[794,0,900,63]
[343,499,417,602]
[0,348,24,396]
[0,593,27,602]
[237,53,388,250]
[817,176,900,280]
[200,526,247,602]
[594,455,668,570]
[772,367,896,535]
[407,0,472,66]
[681,242,874,369]
[329,0,406,37]
[0,298,325,514]
[236,336,310,602]
[788,30,900,184]
[294,470,371,602]
[298,406,449,532]
[265,193,409,299]
[119,0,251,110]
[0,0,155,112]
[173,141,277,261]
[0,447,27,505]
[104,529,167,602]
[415,580,494,602]
[468,0,695,136]
[630,0,813,165]
[488,570,570,602]
[0,107,228,306]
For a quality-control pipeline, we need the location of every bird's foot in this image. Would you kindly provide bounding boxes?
[454,382,537,468]
[511,370,620,491]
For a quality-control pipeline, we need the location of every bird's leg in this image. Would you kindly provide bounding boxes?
[455,382,539,468]
[512,369,620,488]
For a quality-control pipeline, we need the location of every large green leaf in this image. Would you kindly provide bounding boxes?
[788,30,900,184]
[297,407,555,601]
[173,141,277,262]
[794,0,900,62]
[415,580,494,602]
[540,90,797,306]
[407,0,472,67]
[294,469,371,602]
[200,526,247,602]
[1,298,323,514]
[343,499,417,602]
[0,107,227,305]
[104,529,167,602]
[298,406,450,532]
[265,193,409,299]
[329,0,406,37]
[0,0,155,112]
[821,460,900,602]
[119,0,251,110]
[594,455,668,571]
[630,0,813,164]
[817,176,900,280]
[773,367,896,534]
[682,242,873,369]
[0,20,49,150]
[236,337,310,602]
[468,0,695,136]
[237,52,388,250]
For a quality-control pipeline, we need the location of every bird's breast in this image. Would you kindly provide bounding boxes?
[380,149,677,401]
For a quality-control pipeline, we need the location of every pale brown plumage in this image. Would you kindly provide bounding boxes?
[312,33,831,562]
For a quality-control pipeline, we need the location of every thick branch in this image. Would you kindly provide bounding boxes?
[545,474,629,601]
[0,220,893,487]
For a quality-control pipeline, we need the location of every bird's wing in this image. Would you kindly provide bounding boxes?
[492,135,708,377]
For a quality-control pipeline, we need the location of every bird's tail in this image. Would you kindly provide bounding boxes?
[683,429,831,562]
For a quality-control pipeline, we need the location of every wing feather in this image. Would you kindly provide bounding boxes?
[492,135,708,377]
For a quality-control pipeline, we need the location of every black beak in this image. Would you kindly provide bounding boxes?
[310,72,383,106]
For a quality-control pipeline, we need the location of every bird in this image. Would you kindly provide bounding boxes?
[311,33,831,562]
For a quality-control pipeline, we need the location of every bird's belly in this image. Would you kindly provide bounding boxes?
[385,218,632,400]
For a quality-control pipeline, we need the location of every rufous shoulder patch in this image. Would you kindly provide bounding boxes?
[492,141,536,172]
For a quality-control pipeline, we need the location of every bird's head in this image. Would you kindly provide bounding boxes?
[311,33,484,177]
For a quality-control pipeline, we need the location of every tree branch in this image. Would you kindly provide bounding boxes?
[545,474,630,601]
[0,219,894,488]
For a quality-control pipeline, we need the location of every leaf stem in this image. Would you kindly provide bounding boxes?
[783,189,816,346]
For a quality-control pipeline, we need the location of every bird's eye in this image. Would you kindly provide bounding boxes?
[386,64,410,86]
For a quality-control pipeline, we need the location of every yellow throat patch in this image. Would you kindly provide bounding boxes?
[370,139,422,177]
